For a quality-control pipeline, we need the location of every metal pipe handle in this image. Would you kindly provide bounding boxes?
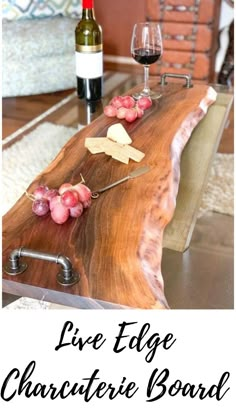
[159,72,193,88]
[4,247,79,286]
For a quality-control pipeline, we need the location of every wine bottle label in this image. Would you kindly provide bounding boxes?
[76,44,102,53]
[75,51,103,79]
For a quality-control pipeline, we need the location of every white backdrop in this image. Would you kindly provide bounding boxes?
[0,310,235,418]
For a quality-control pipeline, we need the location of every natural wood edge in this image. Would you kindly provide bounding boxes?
[138,87,217,308]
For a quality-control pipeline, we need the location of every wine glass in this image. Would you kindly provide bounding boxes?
[131,22,163,99]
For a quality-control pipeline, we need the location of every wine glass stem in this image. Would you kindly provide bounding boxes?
[143,65,150,95]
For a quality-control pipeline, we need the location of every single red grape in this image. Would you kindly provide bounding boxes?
[69,202,84,218]
[51,203,70,224]
[137,96,152,110]
[61,189,79,208]
[33,185,49,199]
[110,96,124,109]
[104,105,117,117]
[116,107,128,119]
[125,108,138,123]
[44,189,59,201]
[122,95,135,109]
[49,195,61,211]
[73,184,92,207]
[32,199,50,216]
[58,183,72,195]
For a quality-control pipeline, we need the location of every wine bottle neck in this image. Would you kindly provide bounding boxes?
[82,0,95,19]
[82,8,95,20]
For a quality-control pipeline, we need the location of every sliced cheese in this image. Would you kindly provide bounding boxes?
[85,136,145,164]
[85,137,108,154]
[121,144,145,162]
[85,133,145,165]
[107,123,132,145]
[105,150,129,164]
[103,140,129,164]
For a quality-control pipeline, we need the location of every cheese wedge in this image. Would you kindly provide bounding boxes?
[103,141,129,164]
[107,123,132,145]
[120,144,145,162]
[85,137,108,154]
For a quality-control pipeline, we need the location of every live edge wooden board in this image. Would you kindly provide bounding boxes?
[2,82,230,310]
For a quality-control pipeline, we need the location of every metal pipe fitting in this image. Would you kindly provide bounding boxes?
[4,247,79,286]
[159,72,193,88]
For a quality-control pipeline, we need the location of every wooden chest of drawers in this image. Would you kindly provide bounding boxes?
[95,0,222,83]
[147,0,222,82]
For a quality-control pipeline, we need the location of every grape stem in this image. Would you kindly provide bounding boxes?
[80,173,85,184]
[25,191,35,201]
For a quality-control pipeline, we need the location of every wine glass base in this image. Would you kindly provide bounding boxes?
[132,90,162,100]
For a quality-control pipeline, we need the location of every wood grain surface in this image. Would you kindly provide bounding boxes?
[2,82,217,309]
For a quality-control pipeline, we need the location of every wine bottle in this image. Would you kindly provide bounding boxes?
[75,0,103,101]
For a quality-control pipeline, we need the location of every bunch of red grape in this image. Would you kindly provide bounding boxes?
[104,95,152,123]
[28,182,92,224]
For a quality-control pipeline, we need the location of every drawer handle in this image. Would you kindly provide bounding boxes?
[159,72,193,88]
[165,5,198,12]
[4,247,80,286]
[161,62,195,70]
[163,34,196,42]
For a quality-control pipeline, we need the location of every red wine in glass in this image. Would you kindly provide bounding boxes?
[132,47,162,65]
[131,22,163,99]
